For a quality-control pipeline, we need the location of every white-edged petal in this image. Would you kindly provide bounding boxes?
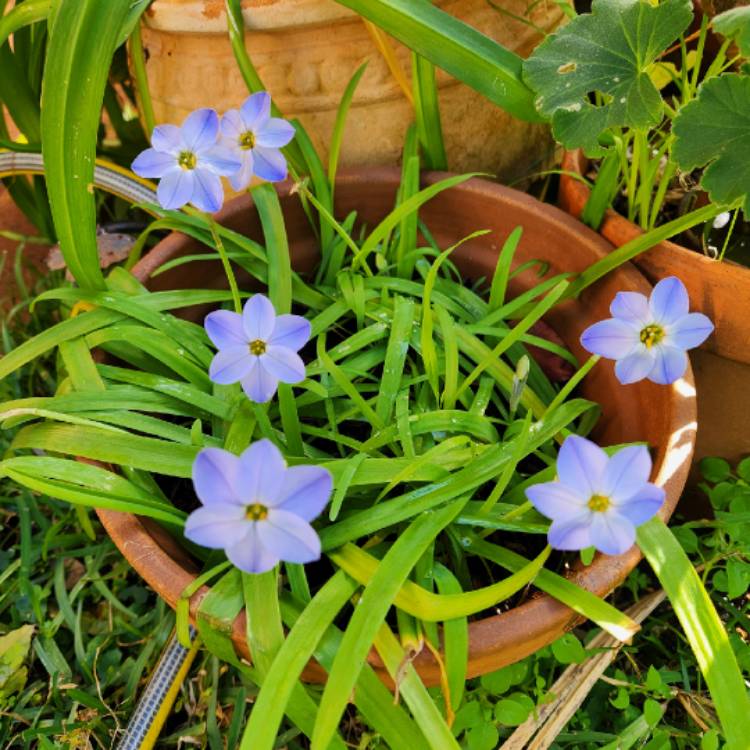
[261,346,306,384]
[589,512,636,555]
[236,439,286,505]
[156,168,195,210]
[131,148,176,178]
[548,512,593,550]
[257,510,321,564]
[204,309,247,349]
[600,445,652,501]
[184,504,247,548]
[557,435,608,497]
[613,484,665,525]
[268,314,311,351]
[242,294,276,341]
[252,146,288,182]
[226,524,279,573]
[580,318,639,359]
[229,153,255,192]
[190,169,224,213]
[220,109,243,140]
[240,92,271,130]
[192,447,242,506]
[241,360,279,403]
[666,313,714,350]
[614,347,656,385]
[525,481,588,520]
[609,291,650,325]
[200,146,243,176]
[276,465,333,521]
[649,277,689,325]
[209,346,254,384]
[255,117,296,148]
[181,108,219,151]
[151,124,183,154]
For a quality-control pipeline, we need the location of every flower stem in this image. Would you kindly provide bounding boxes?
[207,216,242,314]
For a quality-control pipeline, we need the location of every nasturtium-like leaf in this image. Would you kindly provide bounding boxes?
[523,0,693,154]
[672,74,750,214]
[713,6,750,58]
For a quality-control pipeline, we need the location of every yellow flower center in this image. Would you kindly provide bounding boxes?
[639,323,665,348]
[245,502,268,521]
[587,494,611,513]
[239,131,256,150]
[178,150,197,170]
[249,339,267,355]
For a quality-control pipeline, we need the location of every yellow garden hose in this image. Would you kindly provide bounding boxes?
[1,147,196,750]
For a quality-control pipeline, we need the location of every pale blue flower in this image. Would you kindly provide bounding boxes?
[580,276,713,385]
[220,92,295,190]
[526,435,665,556]
[184,440,332,574]
[132,108,241,212]
[205,294,311,403]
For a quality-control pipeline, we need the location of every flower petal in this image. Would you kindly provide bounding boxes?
[261,346,306,384]
[209,346,254,384]
[184,504,247,548]
[589,512,636,555]
[242,294,276,341]
[200,146,243,176]
[229,153,254,191]
[190,169,224,213]
[667,312,714,350]
[226,524,279,574]
[255,117,296,148]
[181,107,219,151]
[557,435,608,497]
[236,439,286,505]
[241,360,279,403]
[600,445,652,501]
[548,512,593,550]
[252,146,288,182]
[240,92,271,130]
[151,124,183,154]
[192,447,242,506]
[649,277,689,325]
[268,314,311,351]
[609,291,650,325]
[131,148,176,178]
[580,318,639,359]
[257,510,321,564]
[156,168,195,210]
[649,345,687,385]
[613,484,665,525]
[525,481,588,521]
[276,465,333,521]
[204,309,247,349]
[220,109,243,140]
[614,347,656,385]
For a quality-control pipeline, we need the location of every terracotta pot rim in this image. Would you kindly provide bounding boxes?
[96,167,696,686]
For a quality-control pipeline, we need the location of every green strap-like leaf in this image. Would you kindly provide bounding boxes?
[41,0,133,288]
[334,0,540,122]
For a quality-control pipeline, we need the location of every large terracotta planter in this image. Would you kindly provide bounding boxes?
[97,168,695,685]
[559,150,750,466]
[135,0,562,181]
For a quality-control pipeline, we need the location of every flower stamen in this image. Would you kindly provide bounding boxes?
[639,323,665,348]
[587,494,611,513]
[245,502,268,521]
[239,131,256,150]
[178,150,197,170]
[249,339,267,356]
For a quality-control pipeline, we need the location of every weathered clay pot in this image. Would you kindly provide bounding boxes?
[135,0,562,181]
[559,149,750,467]
[97,168,696,685]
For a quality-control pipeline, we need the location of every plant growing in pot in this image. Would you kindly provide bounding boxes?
[2,85,747,746]
[521,0,750,467]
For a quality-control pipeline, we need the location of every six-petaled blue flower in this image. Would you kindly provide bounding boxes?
[220,92,296,190]
[526,435,665,556]
[131,108,241,212]
[205,294,311,403]
[580,276,713,385]
[185,440,332,574]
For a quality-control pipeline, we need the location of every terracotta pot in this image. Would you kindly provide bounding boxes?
[135,0,562,182]
[559,149,750,467]
[96,168,696,685]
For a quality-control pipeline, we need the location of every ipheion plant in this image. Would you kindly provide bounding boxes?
[131,92,293,212]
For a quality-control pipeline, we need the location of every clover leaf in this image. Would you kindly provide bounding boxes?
[714,6,750,58]
[672,74,750,214]
[523,0,693,154]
